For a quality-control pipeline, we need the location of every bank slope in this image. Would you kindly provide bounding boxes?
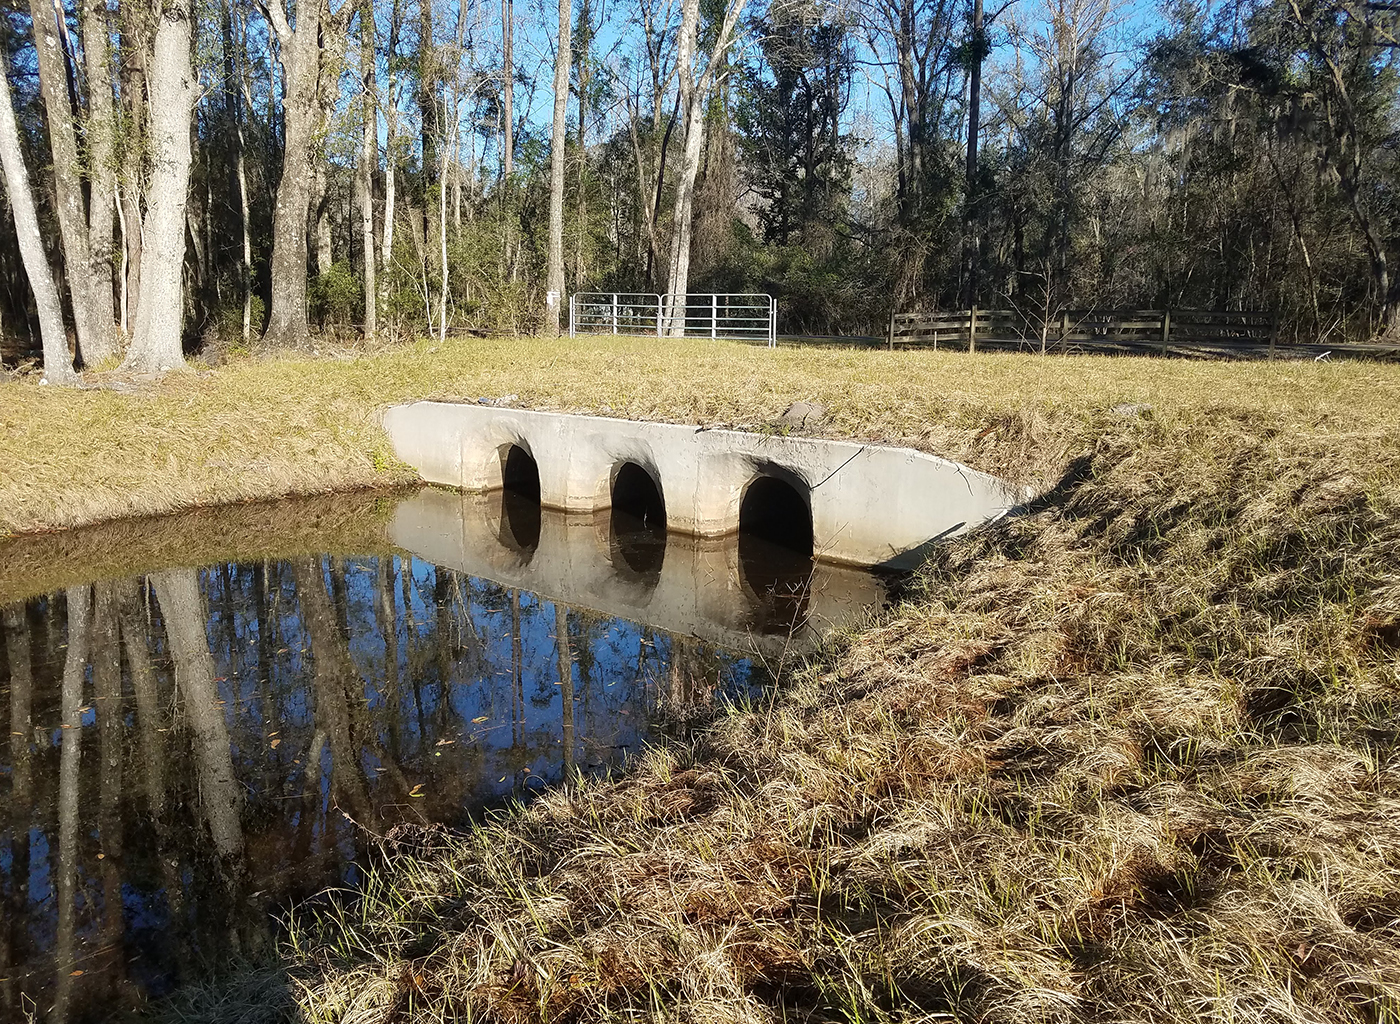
[159,375,1400,1024]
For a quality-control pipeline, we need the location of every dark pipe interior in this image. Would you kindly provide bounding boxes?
[610,462,666,577]
[611,462,666,530]
[738,476,813,557]
[500,445,541,551]
[502,444,541,502]
[737,476,813,633]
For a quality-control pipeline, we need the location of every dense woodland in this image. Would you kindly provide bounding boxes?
[0,0,1396,376]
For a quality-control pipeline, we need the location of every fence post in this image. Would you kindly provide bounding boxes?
[712,294,718,340]
[1268,312,1278,361]
[611,293,618,335]
[657,295,664,338]
[887,310,895,350]
[770,298,777,347]
[569,294,576,338]
[1160,308,1171,356]
[969,306,978,354]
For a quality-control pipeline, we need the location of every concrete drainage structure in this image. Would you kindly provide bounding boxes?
[383,402,1021,571]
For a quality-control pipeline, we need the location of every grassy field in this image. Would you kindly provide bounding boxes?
[2,335,1397,537]
[4,339,1400,1022]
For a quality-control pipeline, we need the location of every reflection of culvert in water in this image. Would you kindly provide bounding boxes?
[738,475,813,633]
[737,534,813,635]
[499,444,541,553]
[610,462,666,578]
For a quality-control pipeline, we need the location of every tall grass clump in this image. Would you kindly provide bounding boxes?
[162,396,1399,1024]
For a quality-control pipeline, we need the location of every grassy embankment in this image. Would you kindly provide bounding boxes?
[4,338,1400,1022]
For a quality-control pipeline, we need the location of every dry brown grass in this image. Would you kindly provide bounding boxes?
[4,336,1400,539]
[141,345,1400,1023]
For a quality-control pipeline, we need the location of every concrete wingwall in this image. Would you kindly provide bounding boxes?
[382,402,1021,570]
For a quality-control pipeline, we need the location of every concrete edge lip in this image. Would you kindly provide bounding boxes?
[385,400,995,476]
[382,401,1021,571]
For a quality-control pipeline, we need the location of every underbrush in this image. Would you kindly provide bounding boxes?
[165,408,1400,1023]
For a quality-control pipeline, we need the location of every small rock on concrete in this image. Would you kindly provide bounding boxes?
[779,401,827,429]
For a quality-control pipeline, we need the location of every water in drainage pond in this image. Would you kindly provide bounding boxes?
[0,487,886,1021]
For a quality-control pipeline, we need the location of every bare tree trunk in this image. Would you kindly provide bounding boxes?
[665,105,702,332]
[439,148,451,340]
[359,0,377,340]
[29,0,114,366]
[502,0,514,178]
[262,0,351,347]
[663,0,703,334]
[0,60,76,382]
[266,36,317,345]
[122,0,196,373]
[380,0,401,313]
[119,182,143,332]
[663,0,742,334]
[117,1,150,333]
[151,569,244,861]
[314,161,334,278]
[82,0,120,358]
[221,0,254,344]
[960,0,983,310]
[237,139,253,342]
[574,0,591,288]
[544,0,572,334]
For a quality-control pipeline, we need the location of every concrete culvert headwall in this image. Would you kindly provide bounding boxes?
[383,403,1023,570]
[739,475,813,558]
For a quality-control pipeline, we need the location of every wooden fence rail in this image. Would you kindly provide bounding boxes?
[887,308,1283,358]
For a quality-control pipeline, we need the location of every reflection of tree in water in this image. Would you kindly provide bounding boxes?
[0,554,757,1021]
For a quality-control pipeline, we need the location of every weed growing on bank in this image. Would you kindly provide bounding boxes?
[159,393,1400,1022]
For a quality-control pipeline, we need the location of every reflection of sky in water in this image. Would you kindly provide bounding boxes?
[0,555,762,1022]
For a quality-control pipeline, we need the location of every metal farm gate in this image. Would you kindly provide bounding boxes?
[569,293,777,347]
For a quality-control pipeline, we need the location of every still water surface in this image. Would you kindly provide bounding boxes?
[0,488,884,1021]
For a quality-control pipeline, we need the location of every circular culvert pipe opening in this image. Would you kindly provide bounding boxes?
[610,462,666,578]
[499,444,541,552]
[738,475,813,557]
[737,475,814,634]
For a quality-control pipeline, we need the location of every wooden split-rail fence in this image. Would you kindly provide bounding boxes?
[887,308,1284,358]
